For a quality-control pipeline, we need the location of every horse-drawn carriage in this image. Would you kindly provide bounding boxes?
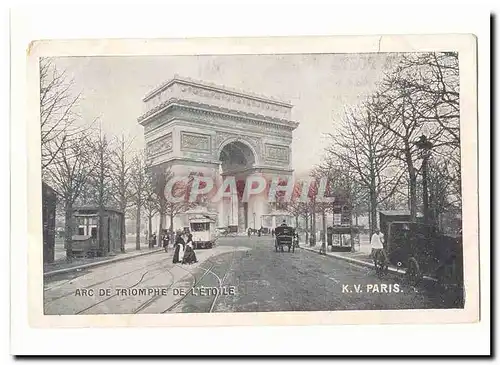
[274,225,296,253]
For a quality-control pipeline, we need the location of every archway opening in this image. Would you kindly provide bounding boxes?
[218,141,257,231]
[219,141,256,175]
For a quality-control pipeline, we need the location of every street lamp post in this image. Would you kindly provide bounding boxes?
[253,212,256,230]
[415,134,433,225]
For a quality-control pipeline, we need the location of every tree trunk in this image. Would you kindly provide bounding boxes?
[321,207,326,242]
[369,189,377,237]
[98,207,105,256]
[64,201,73,262]
[311,202,316,246]
[408,167,417,222]
[321,206,326,253]
[368,201,371,234]
[169,210,175,243]
[305,214,309,244]
[120,212,126,253]
[135,204,141,250]
[405,146,417,222]
[158,210,164,247]
[148,215,153,248]
[295,215,299,229]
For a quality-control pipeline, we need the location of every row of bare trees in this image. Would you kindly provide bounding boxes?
[39,58,190,261]
[301,52,461,237]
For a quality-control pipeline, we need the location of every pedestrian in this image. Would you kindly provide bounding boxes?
[162,231,170,252]
[182,233,198,264]
[172,231,185,264]
[247,227,251,237]
[370,228,387,265]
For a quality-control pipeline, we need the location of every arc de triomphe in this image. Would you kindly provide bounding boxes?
[138,76,298,232]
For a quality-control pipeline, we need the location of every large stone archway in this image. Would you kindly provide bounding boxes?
[138,76,298,232]
[217,139,258,232]
[219,140,256,174]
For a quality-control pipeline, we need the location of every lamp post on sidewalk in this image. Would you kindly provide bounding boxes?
[253,212,256,230]
[415,134,433,225]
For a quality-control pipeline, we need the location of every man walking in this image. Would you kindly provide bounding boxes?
[370,228,387,266]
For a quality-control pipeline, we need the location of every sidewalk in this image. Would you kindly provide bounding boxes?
[44,244,163,278]
[300,244,438,283]
[301,244,378,268]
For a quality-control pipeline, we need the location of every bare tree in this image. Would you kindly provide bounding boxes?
[160,171,200,234]
[86,124,115,254]
[110,134,135,252]
[395,53,460,150]
[40,58,81,171]
[129,151,148,250]
[143,166,160,246]
[43,130,92,261]
[150,167,174,241]
[326,103,403,233]
[395,52,461,209]
[427,158,461,230]
[373,52,460,221]
[285,184,305,229]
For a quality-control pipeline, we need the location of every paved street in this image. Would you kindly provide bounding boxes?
[44,236,463,315]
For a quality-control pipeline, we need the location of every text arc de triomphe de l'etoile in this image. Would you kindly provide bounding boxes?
[138,76,299,232]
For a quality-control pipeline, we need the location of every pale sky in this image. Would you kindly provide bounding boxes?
[52,53,397,174]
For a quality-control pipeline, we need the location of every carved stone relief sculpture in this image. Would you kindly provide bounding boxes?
[146,133,173,157]
[181,131,211,152]
[265,144,289,164]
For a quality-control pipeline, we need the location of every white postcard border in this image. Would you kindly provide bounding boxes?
[23,34,479,329]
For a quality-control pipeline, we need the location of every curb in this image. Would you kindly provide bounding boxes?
[44,248,164,278]
[300,246,438,283]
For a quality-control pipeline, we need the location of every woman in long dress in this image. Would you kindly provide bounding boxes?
[182,233,198,264]
[172,232,185,264]
[162,231,170,252]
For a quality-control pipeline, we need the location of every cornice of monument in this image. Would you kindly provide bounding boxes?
[138,98,299,131]
[142,75,293,108]
[154,156,222,167]
[220,165,294,176]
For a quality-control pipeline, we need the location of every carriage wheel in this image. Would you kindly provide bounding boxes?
[406,257,423,285]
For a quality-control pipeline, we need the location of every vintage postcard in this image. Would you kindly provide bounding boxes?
[26,35,479,328]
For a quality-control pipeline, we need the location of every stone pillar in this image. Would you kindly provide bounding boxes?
[251,193,268,230]
[231,190,239,228]
[238,202,245,232]
[218,198,225,228]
